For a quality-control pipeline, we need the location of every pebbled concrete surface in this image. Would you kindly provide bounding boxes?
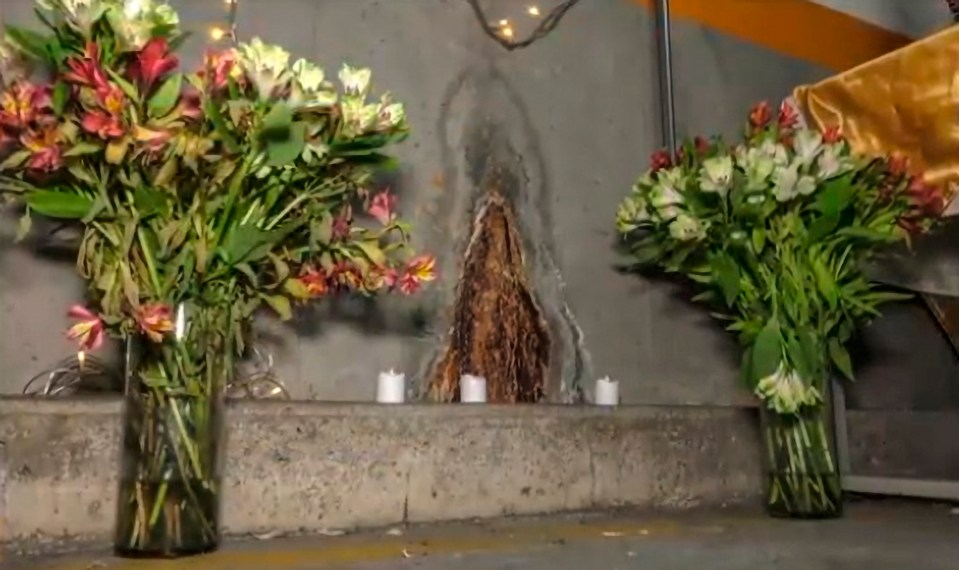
[7,501,959,570]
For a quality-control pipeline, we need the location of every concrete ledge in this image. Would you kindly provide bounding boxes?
[0,398,762,551]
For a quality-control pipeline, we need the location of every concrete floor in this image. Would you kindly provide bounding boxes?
[9,501,959,570]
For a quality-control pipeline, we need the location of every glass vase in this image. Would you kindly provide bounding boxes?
[114,303,233,557]
[761,400,843,519]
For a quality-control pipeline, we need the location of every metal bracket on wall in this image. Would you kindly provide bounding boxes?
[832,379,959,501]
[654,0,677,152]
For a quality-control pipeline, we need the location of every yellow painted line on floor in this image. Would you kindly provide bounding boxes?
[632,0,912,71]
[36,517,764,570]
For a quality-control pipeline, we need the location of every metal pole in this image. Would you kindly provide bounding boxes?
[654,0,678,153]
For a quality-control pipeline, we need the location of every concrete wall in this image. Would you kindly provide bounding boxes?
[1,0,957,415]
[0,398,762,551]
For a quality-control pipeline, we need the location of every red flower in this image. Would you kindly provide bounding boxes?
[331,261,362,290]
[887,154,910,178]
[20,126,62,172]
[0,81,52,130]
[63,42,110,91]
[201,49,239,91]
[777,101,799,130]
[906,177,946,217]
[300,266,330,297]
[82,110,125,139]
[368,190,396,225]
[649,149,672,173]
[130,38,178,89]
[748,101,772,130]
[135,303,174,343]
[176,88,203,120]
[66,305,105,351]
[822,125,843,144]
[694,136,710,155]
[397,254,437,295]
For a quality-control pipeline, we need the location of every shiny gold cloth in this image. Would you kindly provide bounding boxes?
[794,25,959,199]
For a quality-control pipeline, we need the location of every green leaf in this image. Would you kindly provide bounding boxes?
[807,213,839,242]
[147,73,182,118]
[25,190,94,219]
[837,226,899,243]
[751,227,766,254]
[261,294,292,321]
[751,317,782,384]
[284,277,311,300]
[134,186,169,218]
[260,101,294,138]
[814,175,855,217]
[354,240,387,265]
[0,150,30,170]
[711,253,741,307]
[105,68,139,101]
[63,141,103,157]
[204,100,239,152]
[266,122,306,166]
[52,81,69,115]
[221,222,299,266]
[5,25,49,61]
[828,338,854,381]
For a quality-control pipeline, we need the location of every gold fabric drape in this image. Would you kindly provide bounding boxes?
[794,25,959,198]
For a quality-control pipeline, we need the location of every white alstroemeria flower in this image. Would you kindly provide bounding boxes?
[793,128,823,167]
[759,139,790,167]
[736,146,776,192]
[106,0,178,50]
[238,38,292,100]
[616,197,651,233]
[649,184,684,209]
[38,0,107,33]
[375,93,405,131]
[289,59,338,109]
[657,205,681,222]
[816,144,854,180]
[756,365,822,415]
[338,64,372,97]
[669,214,706,241]
[773,163,817,202]
[746,194,766,206]
[340,97,378,138]
[699,155,733,196]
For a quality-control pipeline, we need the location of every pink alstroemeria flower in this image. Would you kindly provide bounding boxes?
[21,126,63,172]
[368,190,396,225]
[0,81,52,130]
[63,42,110,91]
[397,255,437,295]
[135,303,175,343]
[66,305,105,351]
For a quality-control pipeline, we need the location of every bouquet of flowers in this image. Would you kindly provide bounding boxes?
[616,101,944,517]
[0,0,435,554]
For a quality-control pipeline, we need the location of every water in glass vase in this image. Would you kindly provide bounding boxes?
[115,303,231,557]
[762,406,843,519]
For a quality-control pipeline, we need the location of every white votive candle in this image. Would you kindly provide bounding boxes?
[595,376,619,406]
[460,374,487,403]
[376,369,406,404]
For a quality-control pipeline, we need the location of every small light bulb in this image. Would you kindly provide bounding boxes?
[224,0,235,4]
[499,19,509,26]
[500,25,514,39]
[77,351,86,370]
[528,6,541,16]
[209,27,226,41]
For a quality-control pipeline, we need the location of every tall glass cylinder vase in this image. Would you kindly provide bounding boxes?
[115,302,234,557]
[761,396,843,519]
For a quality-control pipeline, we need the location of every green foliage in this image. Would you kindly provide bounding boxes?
[615,104,945,414]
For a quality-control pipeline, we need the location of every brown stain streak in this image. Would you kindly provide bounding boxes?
[429,189,550,403]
